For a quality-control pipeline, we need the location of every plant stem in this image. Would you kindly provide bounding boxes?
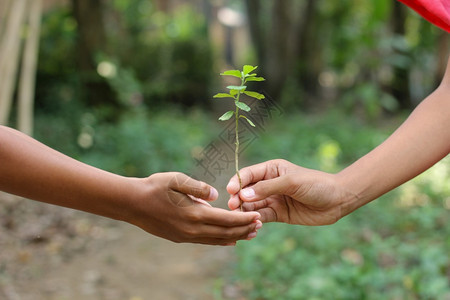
[235,77,245,211]
[235,105,243,210]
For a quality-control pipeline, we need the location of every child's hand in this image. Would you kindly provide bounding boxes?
[127,172,262,245]
[227,159,354,226]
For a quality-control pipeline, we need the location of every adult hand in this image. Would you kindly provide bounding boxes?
[127,172,262,245]
[227,160,355,225]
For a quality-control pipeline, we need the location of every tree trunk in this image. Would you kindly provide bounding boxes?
[245,0,265,66]
[0,0,27,126]
[155,0,172,13]
[0,0,12,38]
[246,0,321,102]
[246,0,296,100]
[17,0,42,135]
[264,0,292,99]
[202,0,212,34]
[295,0,320,100]
[390,1,411,109]
[71,0,115,107]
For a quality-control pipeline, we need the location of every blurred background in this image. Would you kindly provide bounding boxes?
[0,0,449,299]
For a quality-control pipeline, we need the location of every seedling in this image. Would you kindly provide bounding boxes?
[214,65,265,210]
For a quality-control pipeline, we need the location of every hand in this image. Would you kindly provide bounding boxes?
[126,172,262,245]
[227,159,354,226]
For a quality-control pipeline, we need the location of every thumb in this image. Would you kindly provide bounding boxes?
[170,173,218,201]
[239,175,294,202]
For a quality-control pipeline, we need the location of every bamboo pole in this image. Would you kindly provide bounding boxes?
[18,0,42,135]
[0,0,27,126]
[0,0,12,78]
[0,0,12,37]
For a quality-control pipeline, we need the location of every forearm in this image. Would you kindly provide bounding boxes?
[0,126,137,221]
[337,84,450,216]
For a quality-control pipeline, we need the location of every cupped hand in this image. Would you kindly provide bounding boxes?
[128,172,262,245]
[227,159,354,226]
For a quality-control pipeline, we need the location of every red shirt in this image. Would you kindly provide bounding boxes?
[398,0,450,32]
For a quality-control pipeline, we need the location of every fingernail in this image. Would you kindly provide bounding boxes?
[209,187,218,200]
[241,188,255,199]
[247,232,257,239]
[255,220,263,230]
[227,181,238,191]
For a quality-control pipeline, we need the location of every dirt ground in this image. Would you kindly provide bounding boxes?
[0,190,245,300]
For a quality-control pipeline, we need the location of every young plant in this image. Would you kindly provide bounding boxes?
[214,65,265,210]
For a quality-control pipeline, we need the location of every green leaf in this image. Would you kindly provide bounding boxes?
[218,111,234,121]
[244,91,265,100]
[245,73,257,77]
[235,101,251,112]
[220,70,242,78]
[227,85,247,91]
[243,65,258,75]
[230,90,238,96]
[240,115,256,127]
[246,76,265,82]
[213,93,235,99]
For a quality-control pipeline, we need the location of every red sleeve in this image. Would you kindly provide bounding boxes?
[397,0,450,33]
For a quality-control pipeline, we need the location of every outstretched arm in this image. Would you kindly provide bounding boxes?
[228,56,450,225]
[0,126,261,244]
[338,57,450,215]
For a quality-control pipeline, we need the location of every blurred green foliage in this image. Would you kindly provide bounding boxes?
[35,107,218,177]
[34,0,444,118]
[224,112,450,299]
[273,0,442,114]
[232,194,450,299]
[35,0,214,114]
[111,1,211,106]
[108,1,214,107]
[244,110,392,171]
[79,108,217,176]
[35,6,79,114]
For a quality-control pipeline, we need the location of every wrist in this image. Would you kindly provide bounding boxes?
[334,172,367,219]
[113,177,150,224]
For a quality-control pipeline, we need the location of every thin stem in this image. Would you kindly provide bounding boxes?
[235,106,243,211]
[235,76,245,211]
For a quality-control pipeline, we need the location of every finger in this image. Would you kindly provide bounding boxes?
[241,199,270,212]
[226,161,273,195]
[170,173,218,201]
[189,195,212,207]
[240,201,278,223]
[195,206,261,227]
[188,237,240,246]
[191,234,252,246]
[188,221,261,244]
[227,194,241,210]
[246,231,258,240]
[167,190,196,208]
[239,175,293,202]
[255,208,278,223]
[226,174,240,195]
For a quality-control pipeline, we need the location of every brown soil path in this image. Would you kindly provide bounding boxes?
[0,190,241,300]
